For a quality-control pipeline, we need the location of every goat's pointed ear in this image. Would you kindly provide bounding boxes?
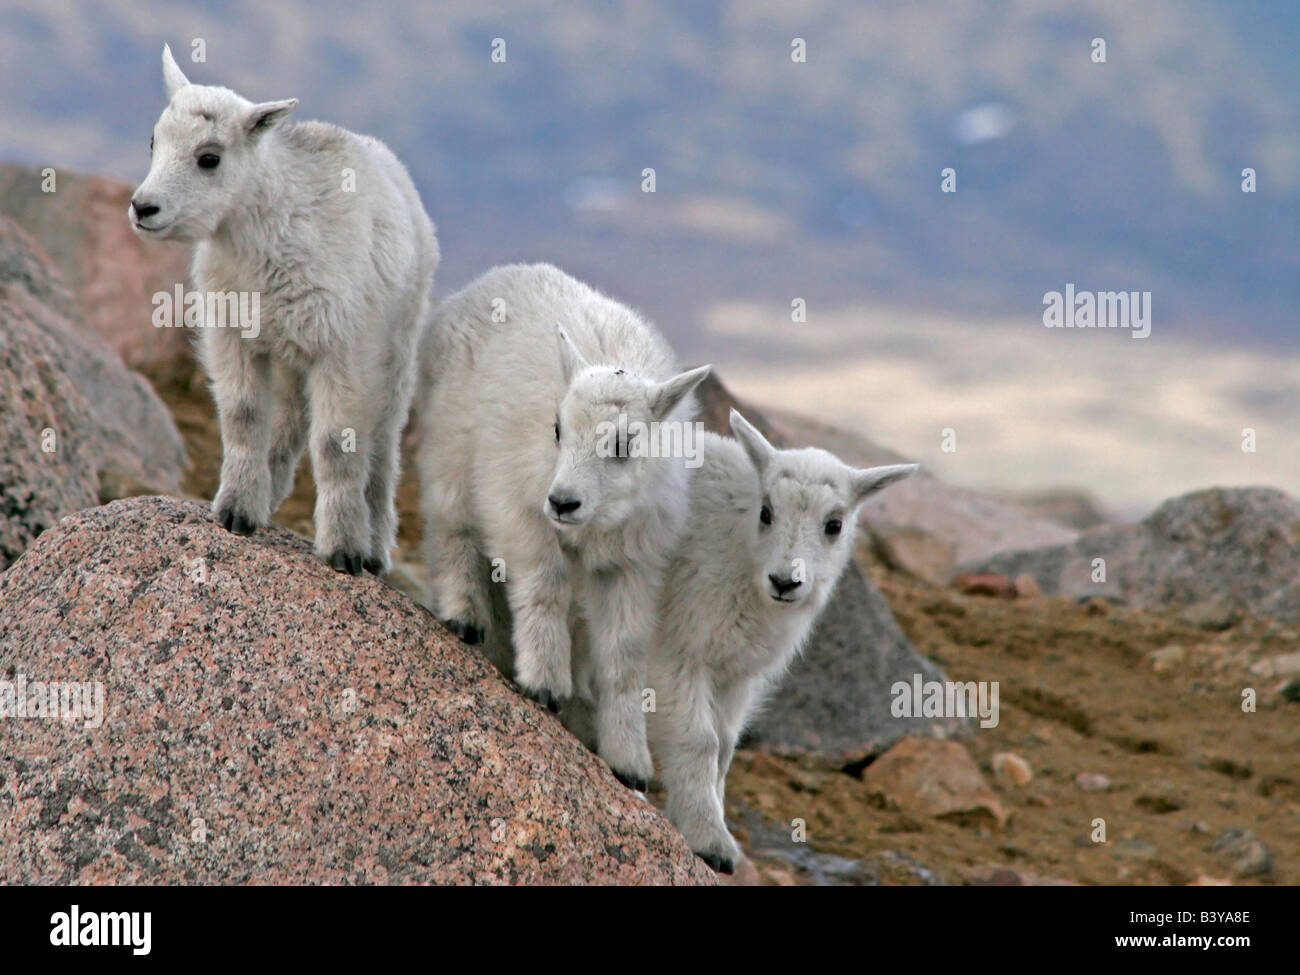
[851,463,918,504]
[730,408,775,473]
[245,99,298,137]
[650,364,710,420]
[162,44,190,98]
[556,326,590,384]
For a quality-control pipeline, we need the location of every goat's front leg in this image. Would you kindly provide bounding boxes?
[588,566,655,791]
[206,330,274,535]
[505,545,574,713]
[307,358,373,574]
[712,680,755,809]
[655,672,739,874]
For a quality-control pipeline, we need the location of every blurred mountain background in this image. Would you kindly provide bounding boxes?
[1,0,1295,515]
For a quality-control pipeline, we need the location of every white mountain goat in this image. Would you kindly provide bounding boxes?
[648,410,917,872]
[419,263,709,789]
[130,45,438,574]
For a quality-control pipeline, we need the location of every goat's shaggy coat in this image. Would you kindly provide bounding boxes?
[419,263,709,787]
[131,45,438,573]
[647,411,916,872]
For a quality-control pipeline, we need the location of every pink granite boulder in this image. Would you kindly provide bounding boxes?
[0,496,715,885]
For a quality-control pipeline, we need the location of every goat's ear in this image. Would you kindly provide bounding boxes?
[650,364,711,420]
[851,463,918,504]
[162,44,190,98]
[730,408,775,473]
[245,99,299,138]
[556,326,590,384]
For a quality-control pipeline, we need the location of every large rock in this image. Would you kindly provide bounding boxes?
[0,497,715,885]
[0,164,193,370]
[696,375,969,762]
[968,487,1300,621]
[0,217,186,569]
[696,375,1077,569]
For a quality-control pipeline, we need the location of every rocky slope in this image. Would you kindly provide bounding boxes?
[968,487,1300,622]
[0,216,185,570]
[0,497,715,885]
[0,164,193,370]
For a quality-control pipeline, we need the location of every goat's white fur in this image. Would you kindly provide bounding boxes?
[131,44,438,573]
[418,263,709,785]
[647,410,917,869]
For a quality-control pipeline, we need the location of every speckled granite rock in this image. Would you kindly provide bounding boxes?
[696,374,969,762]
[0,165,193,369]
[966,487,1300,621]
[0,217,185,569]
[0,496,716,885]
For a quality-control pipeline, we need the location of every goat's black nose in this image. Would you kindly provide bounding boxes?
[131,198,160,219]
[769,573,802,595]
[549,495,581,516]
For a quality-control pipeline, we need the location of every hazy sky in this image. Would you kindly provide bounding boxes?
[1,0,1294,514]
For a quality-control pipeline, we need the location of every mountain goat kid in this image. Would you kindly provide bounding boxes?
[648,410,916,872]
[419,263,709,790]
[130,45,438,574]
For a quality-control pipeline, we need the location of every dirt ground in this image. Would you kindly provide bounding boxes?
[727,566,1298,885]
[143,355,1299,886]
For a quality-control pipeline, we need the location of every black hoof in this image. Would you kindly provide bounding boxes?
[363,558,385,576]
[526,687,564,714]
[444,619,483,645]
[612,769,648,793]
[329,550,363,575]
[217,509,257,536]
[230,514,257,536]
[697,852,735,875]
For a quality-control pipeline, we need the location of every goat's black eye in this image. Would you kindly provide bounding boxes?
[197,153,221,170]
[825,519,842,538]
[554,420,560,443]
[759,504,772,526]
[615,435,634,460]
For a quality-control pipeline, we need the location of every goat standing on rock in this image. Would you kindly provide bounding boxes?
[649,410,917,872]
[419,263,710,791]
[130,45,438,574]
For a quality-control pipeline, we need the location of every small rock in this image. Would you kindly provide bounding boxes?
[1013,573,1042,600]
[1075,772,1112,793]
[1213,828,1273,877]
[1134,792,1185,813]
[1114,838,1158,860]
[991,752,1033,786]
[1249,651,1300,679]
[1189,874,1233,886]
[1179,600,1239,631]
[1147,645,1185,672]
[952,572,1017,599]
[862,737,1008,827]
[1085,597,1112,617]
